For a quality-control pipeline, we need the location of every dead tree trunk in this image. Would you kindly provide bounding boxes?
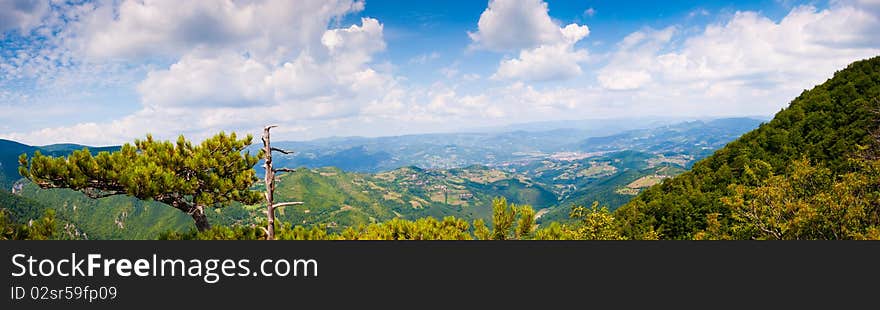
[262,126,277,240]
[261,125,303,240]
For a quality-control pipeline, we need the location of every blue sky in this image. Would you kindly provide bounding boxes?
[0,0,878,145]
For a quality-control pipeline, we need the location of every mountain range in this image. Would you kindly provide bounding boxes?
[0,116,763,239]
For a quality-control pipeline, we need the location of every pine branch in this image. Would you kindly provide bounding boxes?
[270,147,294,154]
[273,202,304,208]
[83,190,124,199]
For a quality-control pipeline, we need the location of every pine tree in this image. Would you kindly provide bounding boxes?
[18,132,262,232]
[535,202,627,240]
[488,197,535,240]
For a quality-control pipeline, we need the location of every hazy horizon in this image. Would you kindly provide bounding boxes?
[0,114,774,147]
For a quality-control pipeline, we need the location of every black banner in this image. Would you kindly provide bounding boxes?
[2,241,879,309]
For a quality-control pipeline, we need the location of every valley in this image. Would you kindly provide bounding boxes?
[0,117,763,239]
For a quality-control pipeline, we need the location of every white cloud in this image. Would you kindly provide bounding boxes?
[597,27,675,90]
[598,3,880,95]
[320,17,386,72]
[267,53,337,100]
[75,0,365,61]
[137,15,387,108]
[473,1,592,81]
[138,53,272,108]
[593,3,880,117]
[0,0,50,34]
[468,0,566,51]
[131,15,391,131]
[493,42,588,81]
[597,70,653,91]
[2,2,394,145]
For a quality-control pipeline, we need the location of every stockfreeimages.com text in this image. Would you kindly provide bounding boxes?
[10,253,317,284]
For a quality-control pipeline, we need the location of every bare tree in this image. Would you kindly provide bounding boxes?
[261,125,303,240]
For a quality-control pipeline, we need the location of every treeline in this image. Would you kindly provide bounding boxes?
[0,191,634,240]
[158,197,634,240]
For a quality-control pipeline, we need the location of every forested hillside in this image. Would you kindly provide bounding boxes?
[14,184,192,239]
[2,118,757,239]
[618,56,880,240]
[9,164,559,239]
[254,165,558,229]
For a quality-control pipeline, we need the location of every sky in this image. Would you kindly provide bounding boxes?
[0,0,879,146]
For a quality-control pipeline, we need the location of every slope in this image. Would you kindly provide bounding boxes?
[617,56,880,239]
[268,166,558,230]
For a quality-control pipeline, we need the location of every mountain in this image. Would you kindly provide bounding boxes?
[488,118,763,221]
[261,117,766,175]
[618,56,880,239]
[263,130,592,173]
[462,117,690,134]
[0,139,37,191]
[0,189,49,224]
[11,164,560,239]
[0,140,118,191]
[14,184,192,239]
[0,141,170,239]
[264,114,762,228]
[526,154,688,224]
[578,117,767,163]
[261,165,558,229]
[1,117,762,239]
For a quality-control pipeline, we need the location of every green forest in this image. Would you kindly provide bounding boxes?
[3,56,880,240]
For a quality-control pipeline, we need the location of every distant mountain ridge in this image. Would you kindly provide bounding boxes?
[579,117,766,164]
[0,139,118,191]
[0,117,763,239]
[260,117,765,174]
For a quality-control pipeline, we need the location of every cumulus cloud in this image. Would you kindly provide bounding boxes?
[597,69,653,91]
[583,2,880,123]
[473,1,592,81]
[72,0,366,61]
[320,17,386,71]
[493,42,589,81]
[138,15,386,108]
[2,1,393,145]
[138,53,272,108]
[597,3,880,98]
[468,0,564,51]
[597,27,675,90]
